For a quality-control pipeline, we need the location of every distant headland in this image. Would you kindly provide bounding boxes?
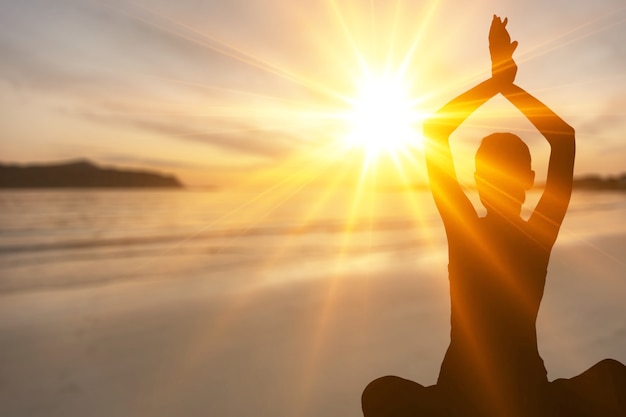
[0,160,183,189]
[572,174,626,191]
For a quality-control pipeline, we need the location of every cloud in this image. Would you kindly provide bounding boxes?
[0,0,310,97]
[76,108,304,159]
[578,95,626,136]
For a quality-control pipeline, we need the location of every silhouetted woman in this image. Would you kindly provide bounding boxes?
[362,15,626,417]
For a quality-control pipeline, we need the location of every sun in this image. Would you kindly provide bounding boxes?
[342,73,423,160]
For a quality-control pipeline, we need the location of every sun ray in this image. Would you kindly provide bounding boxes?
[128,140,351,414]
[369,0,378,60]
[122,139,348,283]
[258,168,354,274]
[290,158,377,416]
[384,0,404,73]
[325,0,370,75]
[397,0,442,78]
[109,2,351,103]
[392,162,422,195]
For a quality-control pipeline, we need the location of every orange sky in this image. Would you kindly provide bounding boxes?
[0,0,625,187]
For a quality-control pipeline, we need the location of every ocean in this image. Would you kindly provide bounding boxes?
[0,189,624,416]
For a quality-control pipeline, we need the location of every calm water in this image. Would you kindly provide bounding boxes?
[0,189,439,293]
[0,188,624,292]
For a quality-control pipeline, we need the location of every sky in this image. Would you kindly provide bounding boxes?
[0,0,624,187]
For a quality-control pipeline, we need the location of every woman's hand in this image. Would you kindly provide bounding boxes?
[489,15,518,85]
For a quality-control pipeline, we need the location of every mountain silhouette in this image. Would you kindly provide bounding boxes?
[0,159,183,188]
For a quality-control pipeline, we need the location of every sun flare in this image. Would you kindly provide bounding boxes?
[342,74,423,160]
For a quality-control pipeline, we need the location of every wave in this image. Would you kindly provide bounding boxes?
[0,217,434,255]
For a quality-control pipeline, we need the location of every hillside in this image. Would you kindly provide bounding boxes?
[0,160,183,188]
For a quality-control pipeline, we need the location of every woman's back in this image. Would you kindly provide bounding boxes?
[439,216,550,416]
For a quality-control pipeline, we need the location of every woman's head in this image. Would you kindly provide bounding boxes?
[475,133,535,217]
